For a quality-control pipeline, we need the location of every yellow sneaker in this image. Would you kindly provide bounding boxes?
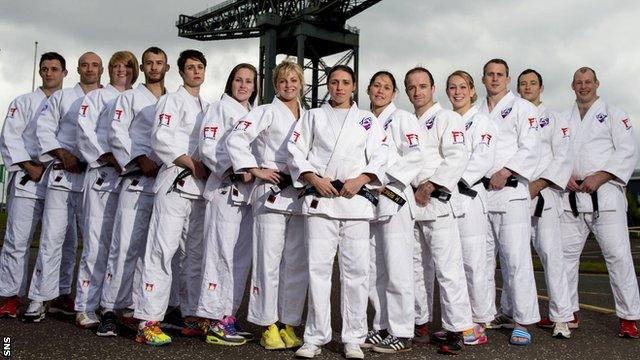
[280,325,303,349]
[260,324,286,350]
[135,321,172,346]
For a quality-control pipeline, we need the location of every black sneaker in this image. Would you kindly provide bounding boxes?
[372,335,412,353]
[361,329,388,349]
[438,331,463,355]
[96,311,118,337]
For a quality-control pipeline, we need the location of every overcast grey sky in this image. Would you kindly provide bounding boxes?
[1,0,639,151]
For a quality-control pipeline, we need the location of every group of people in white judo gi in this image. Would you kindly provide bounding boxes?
[0,46,638,359]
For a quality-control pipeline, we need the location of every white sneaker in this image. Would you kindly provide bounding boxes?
[22,301,46,323]
[552,322,571,339]
[295,343,321,358]
[76,311,100,328]
[344,343,364,359]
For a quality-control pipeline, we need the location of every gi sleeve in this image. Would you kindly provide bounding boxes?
[226,106,272,171]
[37,91,65,163]
[109,93,134,169]
[152,94,186,167]
[601,108,639,185]
[362,115,389,187]
[539,111,573,190]
[385,112,424,187]
[504,101,540,181]
[0,97,32,171]
[287,110,317,188]
[429,112,469,192]
[77,91,106,167]
[461,115,496,187]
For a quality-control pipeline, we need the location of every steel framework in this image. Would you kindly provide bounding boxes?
[176,0,382,106]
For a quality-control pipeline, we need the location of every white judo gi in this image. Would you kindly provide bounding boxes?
[226,97,307,327]
[0,89,76,298]
[454,106,496,324]
[368,103,424,338]
[477,91,541,325]
[560,98,640,320]
[288,102,388,346]
[411,102,473,332]
[195,94,253,320]
[134,86,208,321]
[75,84,123,312]
[29,84,89,302]
[100,84,161,312]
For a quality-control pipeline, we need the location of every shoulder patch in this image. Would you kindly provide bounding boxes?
[451,131,465,144]
[113,108,124,121]
[528,117,538,129]
[203,126,219,139]
[7,107,18,118]
[289,130,301,144]
[561,127,570,138]
[79,104,89,117]
[405,133,419,147]
[158,113,172,126]
[233,120,252,131]
[480,133,492,145]
[622,118,632,130]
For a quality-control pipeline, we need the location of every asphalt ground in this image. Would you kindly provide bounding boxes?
[1,249,639,360]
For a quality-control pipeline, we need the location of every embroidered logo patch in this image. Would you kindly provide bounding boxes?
[79,104,89,117]
[145,283,154,291]
[406,133,419,147]
[451,131,465,144]
[501,107,512,118]
[596,113,607,123]
[360,117,372,131]
[383,117,393,131]
[539,117,549,128]
[528,117,538,129]
[252,286,260,295]
[561,127,570,138]
[465,121,473,130]
[158,113,172,126]
[7,107,17,118]
[40,104,48,114]
[480,133,492,145]
[233,120,252,131]
[82,279,90,287]
[622,118,632,130]
[290,130,301,144]
[208,282,217,291]
[113,108,124,121]
[425,116,436,130]
[203,126,218,139]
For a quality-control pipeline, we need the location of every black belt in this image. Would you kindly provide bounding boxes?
[299,179,378,206]
[52,161,88,172]
[568,180,598,218]
[477,175,518,189]
[380,187,407,206]
[457,181,478,199]
[533,193,545,218]
[167,169,192,194]
[229,173,243,183]
[119,169,144,178]
[269,173,293,195]
[412,185,452,202]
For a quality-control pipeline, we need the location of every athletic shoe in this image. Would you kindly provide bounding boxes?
[536,317,554,329]
[552,322,571,339]
[76,311,100,329]
[463,324,488,345]
[48,294,75,315]
[362,329,387,349]
[431,329,447,343]
[569,313,580,329]
[295,343,321,358]
[182,318,209,337]
[260,323,286,350]
[438,331,463,355]
[414,323,430,343]
[229,316,254,341]
[96,311,118,337]
[372,335,412,353]
[0,296,20,318]
[135,320,172,346]
[280,324,303,349]
[22,301,46,323]
[121,309,138,326]
[618,319,639,339]
[205,318,246,346]
[486,314,514,329]
[344,343,364,359]
[160,306,183,330]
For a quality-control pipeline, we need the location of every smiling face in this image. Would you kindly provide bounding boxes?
[572,69,599,104]
[180,58,205,88]
[276,70,301,102]
[110,61,130,88]
[367,73,395,109]
[405,71,435,111]
[517,72,543,104]
[328,69,355,108]
[447,74,475,112]
[231,67,255,104]
[482,62,510,97]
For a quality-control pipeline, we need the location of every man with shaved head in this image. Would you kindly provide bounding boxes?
[561,67,640,338]
[22,52,103,323]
